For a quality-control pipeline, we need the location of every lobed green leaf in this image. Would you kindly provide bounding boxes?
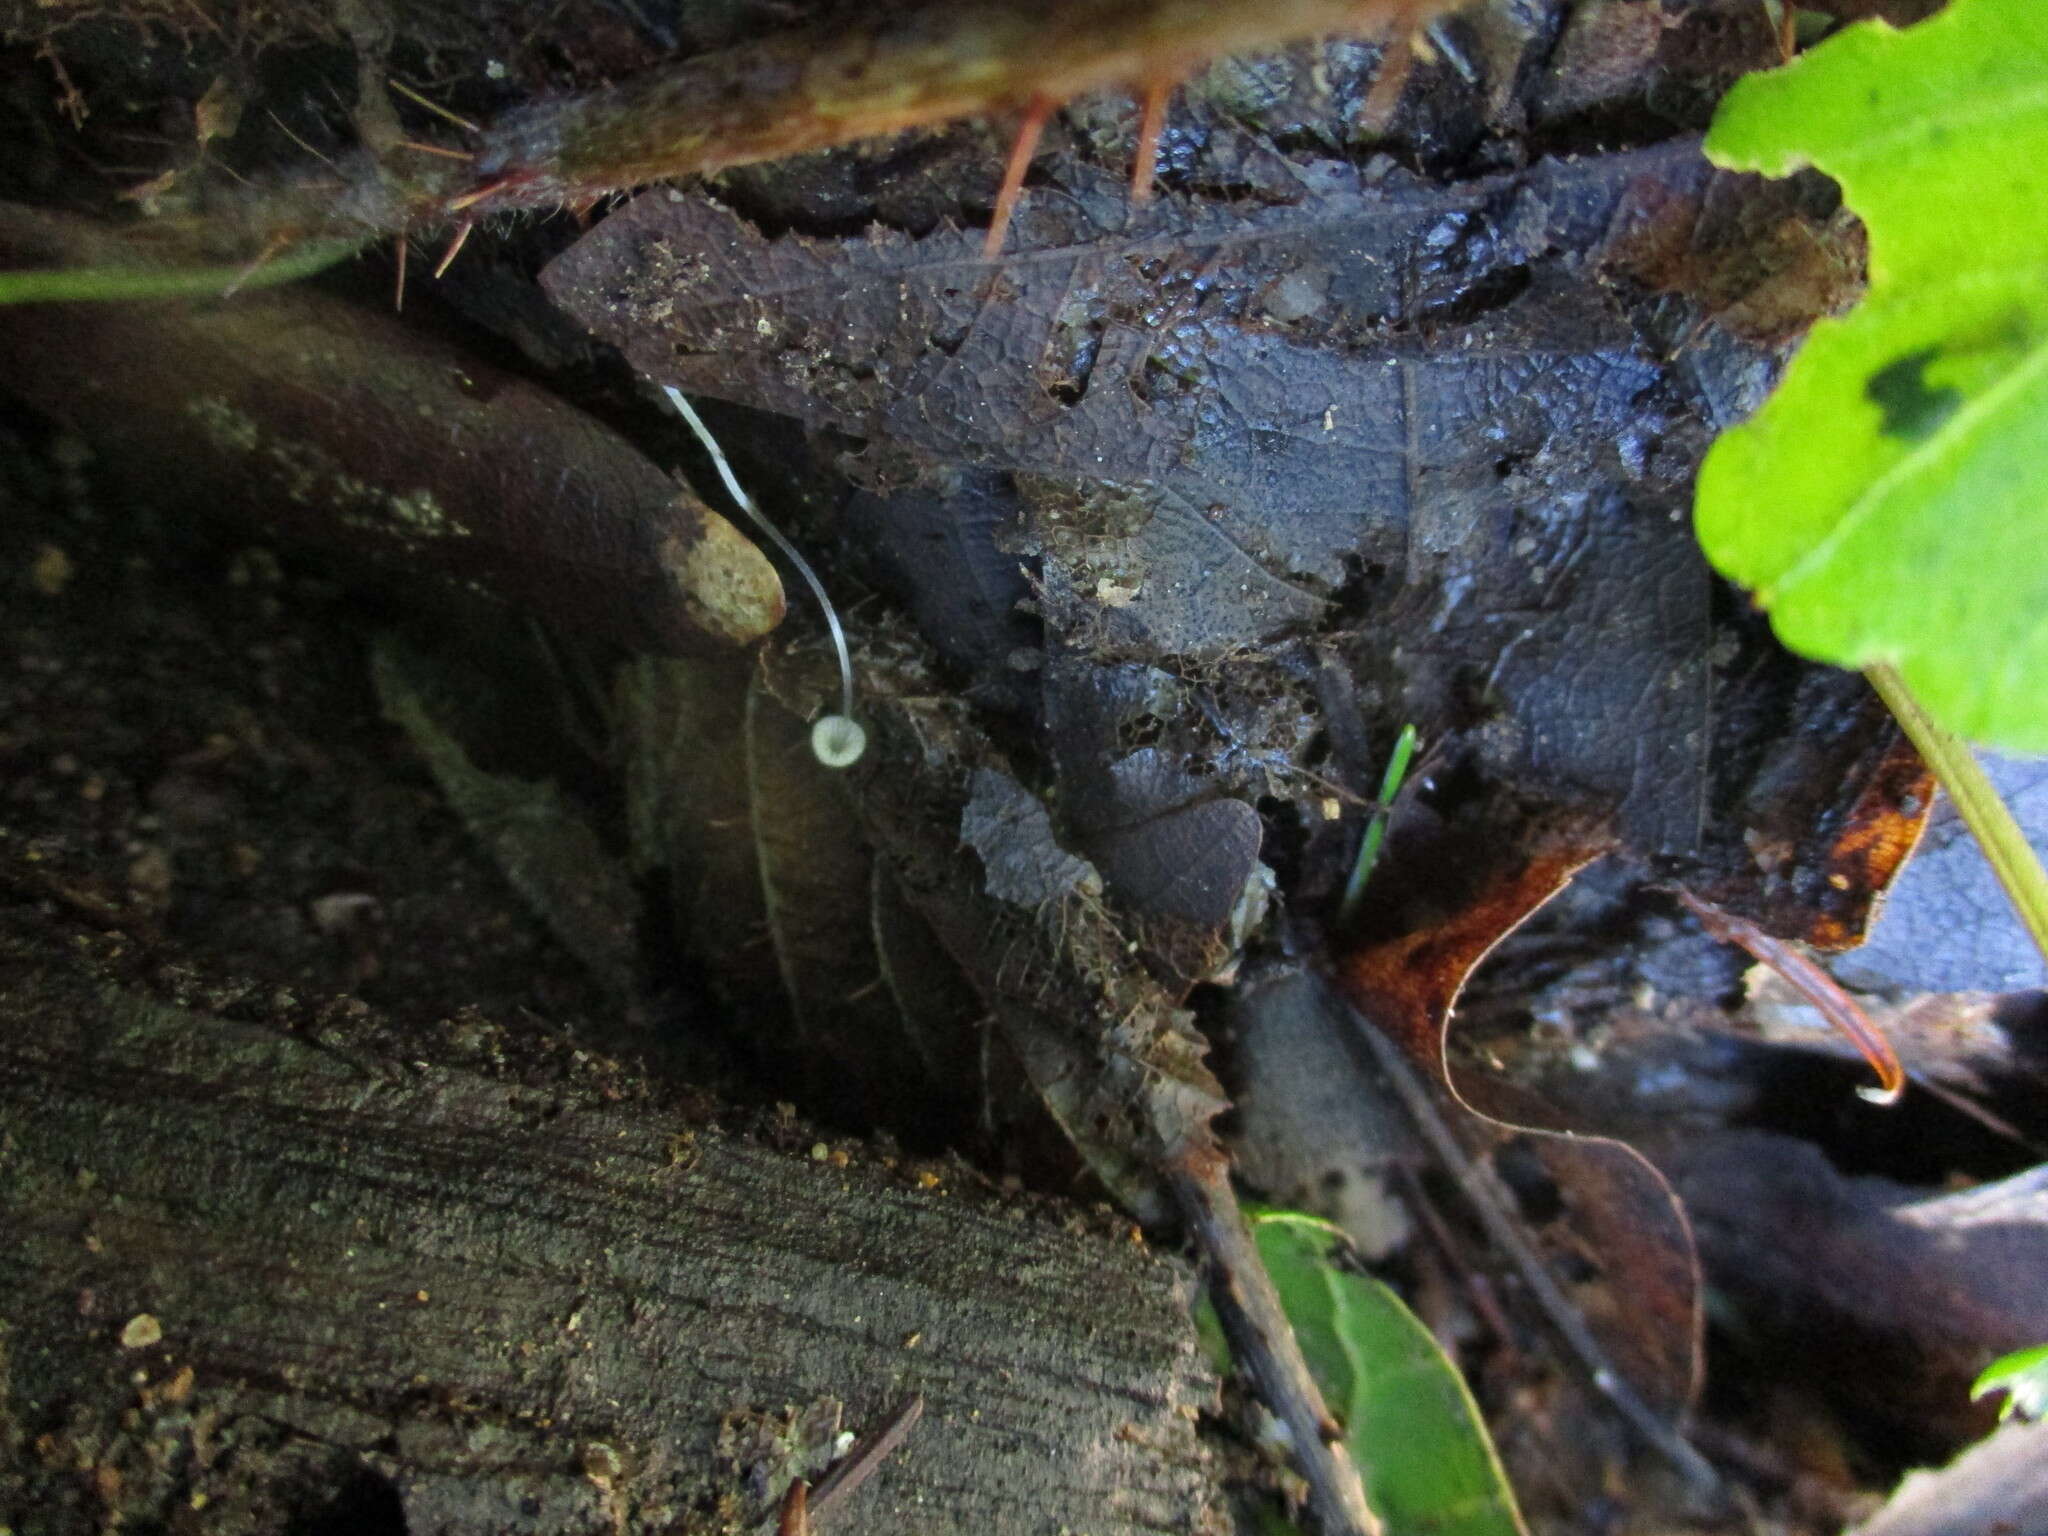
[1694,0,2048,750]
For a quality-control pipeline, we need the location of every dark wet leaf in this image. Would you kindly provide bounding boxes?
[845,469,1039,712]
[1085,798,1262,934]
[742,666,928,1123]
[616,650,1016,1144]
[868,858,993,1135]
[542,135,1909,897]
[533,100,1969,1450]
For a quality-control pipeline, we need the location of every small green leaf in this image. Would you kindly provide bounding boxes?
[1972,1343,2048,1422]
[1250,1210,1526,1536]
[1694,0,2048,751]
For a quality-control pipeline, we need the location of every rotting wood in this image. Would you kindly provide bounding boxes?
[0,925,1223,1536]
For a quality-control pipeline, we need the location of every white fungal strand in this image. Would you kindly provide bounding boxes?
[663,384,865,767]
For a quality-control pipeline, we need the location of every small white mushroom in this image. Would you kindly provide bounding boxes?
[664,385,866,768]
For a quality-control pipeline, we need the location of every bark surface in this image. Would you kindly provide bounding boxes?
[0,935,1221,1534]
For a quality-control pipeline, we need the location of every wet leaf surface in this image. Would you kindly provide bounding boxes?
[9,2,2046,1531]
[531,24,1953,1488]
[542,131,1917,901]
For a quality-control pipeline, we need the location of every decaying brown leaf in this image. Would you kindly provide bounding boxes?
[1334,817,1706,1431]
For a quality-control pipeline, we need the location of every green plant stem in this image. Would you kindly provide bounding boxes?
[1866,660,2048,967]
[0,239,359,305]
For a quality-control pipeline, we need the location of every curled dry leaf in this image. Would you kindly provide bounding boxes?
[1334,816,1706,1425]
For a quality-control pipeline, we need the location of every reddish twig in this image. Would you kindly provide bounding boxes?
[804,1394,923,1526]
[1675,889,1905,1105]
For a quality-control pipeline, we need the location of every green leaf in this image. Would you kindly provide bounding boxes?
[1694,0,2048,752]
[1972,1343,2048,1422]
[1250,1210,1526,1536]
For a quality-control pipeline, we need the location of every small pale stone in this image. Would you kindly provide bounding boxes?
[31,543,74,596]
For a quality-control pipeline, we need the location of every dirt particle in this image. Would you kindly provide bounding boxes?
[126,846,173,897]
[666,1130,701,1170]
[31,543,74,595]
[119,1313,163,1349]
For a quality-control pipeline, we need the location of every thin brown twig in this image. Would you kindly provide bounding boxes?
[1905,1070,2044,1152]
[396,138,475,160]
[749,1395,921,1535]
[1130,78,1170,203]
[1345,1006,1725,1499]
[1391,1160,1519,1361]
[804,1394,922,1525]
[1164,1145,1383,1536]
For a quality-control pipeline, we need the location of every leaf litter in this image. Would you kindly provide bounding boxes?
[535,108,1876,1523]
[14,0,2045,1529]
[519,21,2027,1523]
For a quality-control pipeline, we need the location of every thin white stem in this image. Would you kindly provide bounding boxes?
[663,386,856,723]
